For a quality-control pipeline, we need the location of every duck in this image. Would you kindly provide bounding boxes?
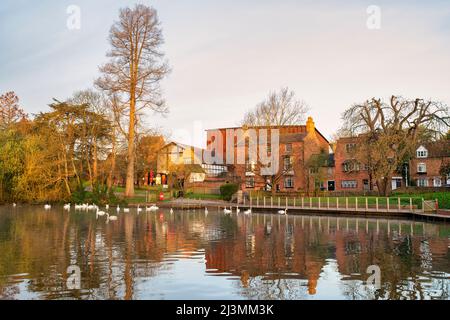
[223,207,232,214]
[278,208,288,215]
[44,204,52,210]
[244,208,252,215]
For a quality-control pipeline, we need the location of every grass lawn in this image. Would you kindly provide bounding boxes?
[393,192,450,209]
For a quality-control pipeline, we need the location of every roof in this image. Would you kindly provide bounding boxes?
[421,140,450,158]
[280,133,307,143]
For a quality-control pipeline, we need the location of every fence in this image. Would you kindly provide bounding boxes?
[243,195,429,212]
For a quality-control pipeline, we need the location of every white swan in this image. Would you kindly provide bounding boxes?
[278,208,288,215]
[244,208,252,215]
[223,207,232,214]
[107,213,117,221]
[96,208,106,217]
[204,207,208,214]
[44,204,51,210]
[116,205,120,213]
[13,203,17,208]
[63,203,71,211]
[170,208,174,214]
[236,207,240,214]
[105,204,109,210]
[148,205,159,212]
[137,205,143,213]
[123,208,130,213]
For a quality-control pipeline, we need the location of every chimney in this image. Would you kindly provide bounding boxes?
[306,116,315,135]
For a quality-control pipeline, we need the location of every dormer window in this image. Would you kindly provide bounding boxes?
[416,146,428,158]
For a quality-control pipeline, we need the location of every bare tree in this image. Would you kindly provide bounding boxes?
[341,96,449,196]
[96,4,170,197]
[242,88,309,127]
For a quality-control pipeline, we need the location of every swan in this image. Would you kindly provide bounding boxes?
[105,204,109,210]
[244,208,252,215]
[123,208,130,213]
[204,207,208,214]
[170,208,174,214]
[116,205,120,213]
[13,203,17,208]
[223,207,232,214]
[63,203,71,211]
[44,204,51,210]
[236,207,240,214]
[96,208,106,217]
[137,205,143,213]
[149,205,159,212]
[278,208,288,215]
[107,213,117,221]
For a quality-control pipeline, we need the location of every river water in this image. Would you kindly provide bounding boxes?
[0,205,448,300]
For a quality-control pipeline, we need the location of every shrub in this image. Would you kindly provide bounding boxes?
[220,183,239,201]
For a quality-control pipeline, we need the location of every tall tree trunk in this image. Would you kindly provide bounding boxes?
[107,128,116,191]
[93,140,98,185]
[125,96,136,198]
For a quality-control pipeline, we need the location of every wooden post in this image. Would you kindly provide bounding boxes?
[302,197,304,208]
[285,197,288,208]
[410,198,413,211]
[294,198,296,207]
[336,197,339,209]
[376,198,379,212]
[271,197,273,208]
[278,197,280,207]
[365,197,368,211]
[310,197,312,208]
[318,197,321,209]
[355,197,358,211]
[387,197,389,212]
[327,197,330,209]
[264,197,266,208]
[398,197,401,211]
[346,197,348,210]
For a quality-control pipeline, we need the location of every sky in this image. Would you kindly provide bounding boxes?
[1,0,450,147]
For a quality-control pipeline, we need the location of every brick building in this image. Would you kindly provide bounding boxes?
[205,117,333,193]
[410,141,450,187]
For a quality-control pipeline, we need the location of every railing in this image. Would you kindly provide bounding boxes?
[244,196,427,212]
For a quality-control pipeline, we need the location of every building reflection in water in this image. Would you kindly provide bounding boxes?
[0,206,448,300]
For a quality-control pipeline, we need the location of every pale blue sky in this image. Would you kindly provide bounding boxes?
[1,0,450,146]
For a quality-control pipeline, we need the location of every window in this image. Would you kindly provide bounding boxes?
[285,143,292,153]
[417,179,428,187]
[183,157,192,165]
[433,177,442,187]
[284,176,294,188]
[416,146,428,158]
[417,163,427,173]
[246,160,256,172]
[345,143,356,153]
[309,167,319,174]
[283,156,292,171]
[447,174,450,185]
[343,161,360,172]
[246,176,255,188]
[201,164,227,177]
[341,180,357,189]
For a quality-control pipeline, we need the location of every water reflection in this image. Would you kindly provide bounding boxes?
[0,206,448,300]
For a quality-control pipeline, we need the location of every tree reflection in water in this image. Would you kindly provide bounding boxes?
[0,206,448,300]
